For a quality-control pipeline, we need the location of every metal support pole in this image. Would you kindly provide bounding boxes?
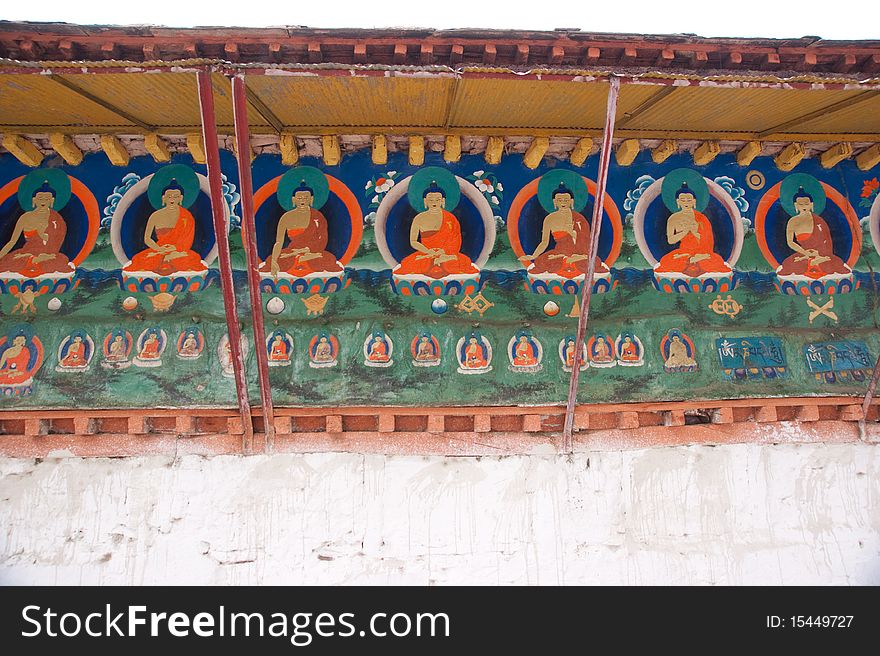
[196,68,255,454]
[562,76,621,453]
[861,353,880,421]
[231,74,276,452]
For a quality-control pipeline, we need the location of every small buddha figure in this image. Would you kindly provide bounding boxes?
[618,336,640,362]
[367,334,390,363]
[415,334,437,362]
[592,337,613,364]
[564,338,578,369]
[269,333,289,361]
[0,181,73,277]
[313,335,334,363]
[259,180,342,277]
[513,335,538,367]
[655,182,731,277]
[664,334,697,370]
[179,331,200,357]
[106,334,128,362]
[138,331,162,361]
[219,339,234,375]
[124,179,207,276]
[464,336,488,369]
[395,182,479,279]
[521,183,608,279]
[0,334,32,384]
[60,334,88,369]
[777,187,849,279]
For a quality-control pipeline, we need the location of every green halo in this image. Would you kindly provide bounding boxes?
[408,167,460,212]
[17,168,71,211]
[147,164,200,209]
[537,170,589,213]
[278,166,330,211]
[780,173,826,215]
[661,168,709,213]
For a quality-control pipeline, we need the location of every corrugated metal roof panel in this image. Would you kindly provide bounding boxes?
[622,86,865,133]
[0,74,137,129]
[246,75,454,128]
[784,96,880,134]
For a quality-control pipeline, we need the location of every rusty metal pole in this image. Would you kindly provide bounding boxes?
[562,75,621,453]
[197,68,255,454]
[231,74,276,452]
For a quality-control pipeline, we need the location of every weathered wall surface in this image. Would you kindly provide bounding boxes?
[1,441,878,585]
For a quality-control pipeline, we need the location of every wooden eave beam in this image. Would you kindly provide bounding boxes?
[616,85,677,129]
[48,74,154,131]
[243,83,284,134]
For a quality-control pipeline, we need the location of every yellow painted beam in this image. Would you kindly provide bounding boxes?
[186,133,206,165]
[692,140,721,166]
[409,136,425,166]
[523,137,549,169]
[443,135,461,163]
[322,135,341,166]
[856,144,880,171]
[372,135,388,166]
[774,143,806,171]
[736,141,762,166]
[280,133,299,166]
[49,133,83,166]
[484,136,504,165]
[1,134,43,167]
[569,137,593,167]
[100,135,130,167]
[615,139,640,167]
[819,142,853,169]
[651,140,676,164]
[144,133,171,163]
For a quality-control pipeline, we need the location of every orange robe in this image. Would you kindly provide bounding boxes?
[396,211,479,278]
[655,211,730,277]
[620,342,639,361]
[0,211,72,276]
[139,338,160,360]
[465,343,487,368]
[565,345,576,368]
[61,342,86,368]
[0,347,31,383]
[530,212,607,279]
[368,341,389,362]
[514,342,537,366]
[270,341,288,360]
[258,209,341,276]
[125,207,207,275]
[778,214,849,279]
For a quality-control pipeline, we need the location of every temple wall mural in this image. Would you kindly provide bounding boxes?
[2,145,879,409]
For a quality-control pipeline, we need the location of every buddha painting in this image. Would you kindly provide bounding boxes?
[123,167,207,277]
[411,333,441,367]
[588,335,616,368]
[363,332,393,368]
[456,332,492,374]
[632,168,742,293]
[101,330,132,370]
[133,328,166,368]
[0,169,76,280]
[377,166,494,296]
[259,168,343,279]
[508,332,542,373]
[56,331,93,372]
[267,331,292,367]
[755,173,859,295]
[615,333,644,367]
[177,328,204,360]
[662,330,698,373]
[309,333,338,369]
[559,336,587,373]
[0,327,43,392]
[217,334,248,378]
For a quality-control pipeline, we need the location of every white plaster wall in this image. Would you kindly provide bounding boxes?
[0,443,878,585]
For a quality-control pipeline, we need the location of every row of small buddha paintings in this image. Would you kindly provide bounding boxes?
[2,163,880,298]
[1,325,871,396]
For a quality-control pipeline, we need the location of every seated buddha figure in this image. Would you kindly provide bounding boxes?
[415,334,438,362]
[521,183,608,279]
[464,336,488,369]
[0,334,33,385]
[777,187,849,279]
[138,331,162,361]
[655,182,731,277]
[367,334,390,363]
[0,181,73,277]
[395,182,479,279]
[60,334,88,369]
[665,333,697,370]
[259,181,342,278]
[313,335,334,363]
[513,335,538,367]
[269,333,289,362]
[124,179,207,276]
[618,335,640,363]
